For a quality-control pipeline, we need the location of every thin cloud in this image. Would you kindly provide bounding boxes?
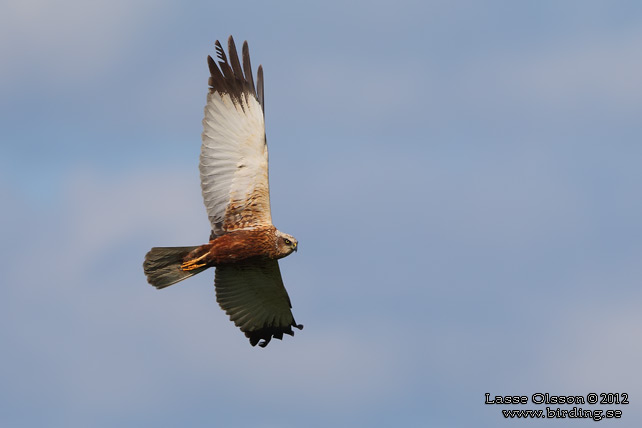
[0,0,169,92]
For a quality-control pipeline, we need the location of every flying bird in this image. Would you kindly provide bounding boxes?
[143,36,302,347]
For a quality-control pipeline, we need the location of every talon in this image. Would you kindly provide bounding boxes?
[181,263,205,271]
[181,253,208,271]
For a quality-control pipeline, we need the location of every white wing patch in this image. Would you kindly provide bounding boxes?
[200,91,272,236]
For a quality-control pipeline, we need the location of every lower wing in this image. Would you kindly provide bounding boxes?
[214,259,302,347]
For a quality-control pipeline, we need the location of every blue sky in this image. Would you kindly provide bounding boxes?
[2,1,642,427]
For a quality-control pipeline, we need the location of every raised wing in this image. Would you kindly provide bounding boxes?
[201,36,271,238]
[215,260,303,347]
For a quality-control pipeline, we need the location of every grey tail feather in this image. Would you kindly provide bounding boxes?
[143,246,208,289]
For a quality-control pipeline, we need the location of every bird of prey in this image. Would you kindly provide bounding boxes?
[143,36,302,347]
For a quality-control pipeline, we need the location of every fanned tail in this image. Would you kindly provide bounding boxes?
[143,246,208,289]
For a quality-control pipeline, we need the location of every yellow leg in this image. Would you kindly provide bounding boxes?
[181,253,208,271]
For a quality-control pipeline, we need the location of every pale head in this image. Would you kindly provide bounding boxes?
[275,230,298,258]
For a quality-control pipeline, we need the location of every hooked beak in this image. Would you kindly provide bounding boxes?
[294,242,298,252]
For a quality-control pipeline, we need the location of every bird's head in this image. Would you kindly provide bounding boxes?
[275,230,298,258]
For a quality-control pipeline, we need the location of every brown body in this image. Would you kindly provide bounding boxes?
[186,226,282,267]
[179,225,296,273]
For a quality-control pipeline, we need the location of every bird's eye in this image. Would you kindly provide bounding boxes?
[284,238,291,245]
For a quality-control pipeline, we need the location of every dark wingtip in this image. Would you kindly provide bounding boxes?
[257,64,264,112]
[207,36,262,110]
[246,321,302,348]
[242,40,256,94]
[214,40,227,63]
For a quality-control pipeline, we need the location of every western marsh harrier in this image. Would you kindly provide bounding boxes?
[143,36,302,347]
